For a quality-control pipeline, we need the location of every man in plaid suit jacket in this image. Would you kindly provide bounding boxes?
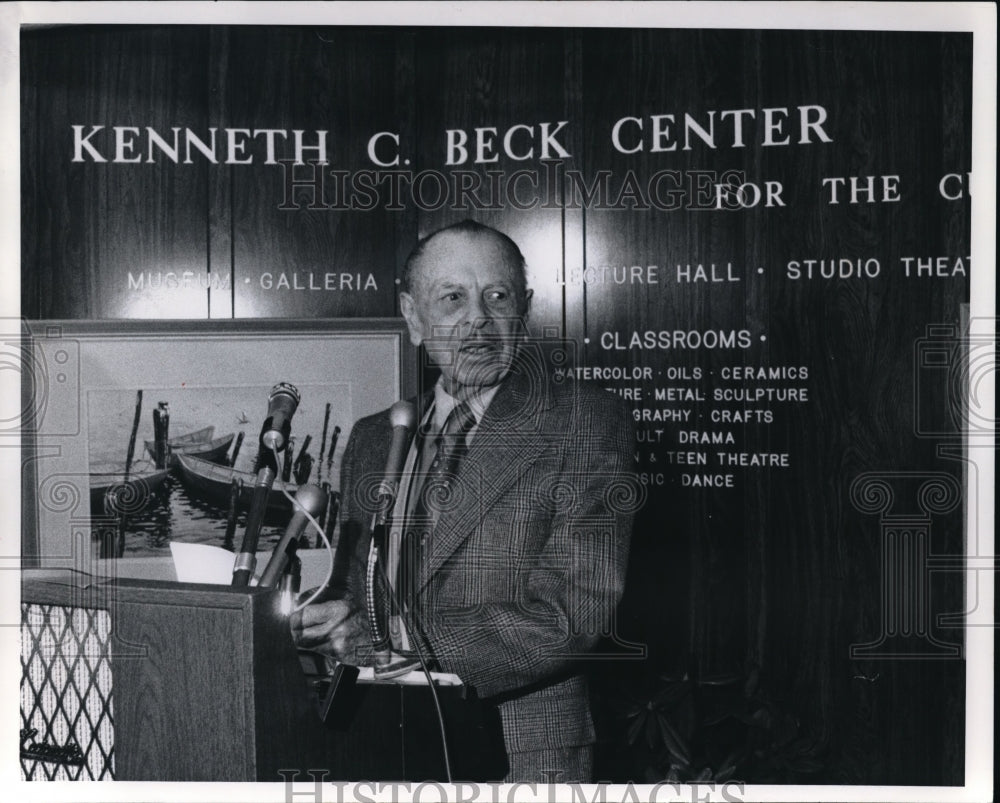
[294,221,635,782]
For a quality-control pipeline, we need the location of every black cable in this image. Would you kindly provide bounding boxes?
[374,557,453,783]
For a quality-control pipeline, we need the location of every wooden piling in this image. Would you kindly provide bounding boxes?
[109,389,144,558]
[229,431,245,467]
[317,402,332,481]
[293,435,313,484]
[223,478,242,551]
[282,436,297,482]
[152,401,170,469]
[124,390,143,479]
[325,425,341,474]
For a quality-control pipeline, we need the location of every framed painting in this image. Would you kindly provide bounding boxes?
[20,318,416,564]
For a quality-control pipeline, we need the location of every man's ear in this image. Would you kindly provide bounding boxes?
[399,292,424,346]
[522,288,534,318]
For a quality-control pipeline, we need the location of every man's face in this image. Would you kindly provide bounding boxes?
[400,230,532,397]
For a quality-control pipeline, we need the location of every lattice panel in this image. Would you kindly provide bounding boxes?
[20,603,115,780]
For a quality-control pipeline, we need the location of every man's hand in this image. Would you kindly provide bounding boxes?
[289,599,369,663]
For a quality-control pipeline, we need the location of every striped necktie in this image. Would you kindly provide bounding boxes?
[398,401,477,611]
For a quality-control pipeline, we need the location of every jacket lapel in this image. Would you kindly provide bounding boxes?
[417,365,557,593]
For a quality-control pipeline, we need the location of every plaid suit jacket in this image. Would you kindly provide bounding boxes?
[334,363,636,754]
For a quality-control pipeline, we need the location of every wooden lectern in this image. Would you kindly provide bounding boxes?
[20,570,506,782]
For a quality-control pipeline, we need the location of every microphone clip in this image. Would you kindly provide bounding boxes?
[259,415,293,453]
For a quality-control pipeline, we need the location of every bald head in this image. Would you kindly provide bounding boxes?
[398,220,533,396]
[401,220,529,313]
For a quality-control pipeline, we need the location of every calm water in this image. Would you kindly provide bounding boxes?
[92,472,339,557]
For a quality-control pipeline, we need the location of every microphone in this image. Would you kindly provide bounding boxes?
[259,484,327,588]
[233,382,301,587]
[367,400,416,665]
[232,465,275,586]
[260,382,300,452]
[372,401,418,529]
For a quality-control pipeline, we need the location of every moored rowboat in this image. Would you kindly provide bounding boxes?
[145,430,235,467]
[159,425,214,448]
[89,466,171,516]
[175,454,297,515]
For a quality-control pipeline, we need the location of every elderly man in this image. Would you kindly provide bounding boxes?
[293,220,635,782]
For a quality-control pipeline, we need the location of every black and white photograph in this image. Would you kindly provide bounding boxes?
[1,2,995,801]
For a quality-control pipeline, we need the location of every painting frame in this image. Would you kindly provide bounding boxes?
[20,317,417,566]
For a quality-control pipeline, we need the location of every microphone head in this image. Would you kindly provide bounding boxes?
[261,382,301,451]
[293,483,327,517]
[389,400,417,429]
[270,382,301,406]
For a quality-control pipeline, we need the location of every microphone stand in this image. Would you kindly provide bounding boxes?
[232,449,278,587]
[365,401,417,674]
[258,483,326,588]
[233,382,300,587]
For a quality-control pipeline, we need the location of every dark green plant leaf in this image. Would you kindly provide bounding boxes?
[626,712,645,745]
[698,673,740,686]
[645,710,659,749]
[702,698,746,726]
[652,681,693,708]
[657,713,692,766]
[715,763,738,782]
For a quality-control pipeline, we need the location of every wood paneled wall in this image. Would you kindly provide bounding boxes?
[21,25,971,785]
